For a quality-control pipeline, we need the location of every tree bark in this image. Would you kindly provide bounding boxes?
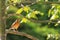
[0,0,6,40]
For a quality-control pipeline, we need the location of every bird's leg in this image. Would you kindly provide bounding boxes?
[9,28,16,32]
[13,29,16,32]
[15,29,18,32]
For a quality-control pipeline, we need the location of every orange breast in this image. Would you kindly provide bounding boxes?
[13,22,20,29]
[11,22,20,29]
[10,19,20,30]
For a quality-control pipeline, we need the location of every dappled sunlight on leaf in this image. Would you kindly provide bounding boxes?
[40,12,44,16]
[55,21,60,26]
[48,4,60,20]
[49,8,59,20]
[33,11,40,14]
[50,15,59,20]
[26,11,39,19]
[23,6,31,13]
[48,5,55,17]
[16,8,23,14]
[20,18,28,23]
[48,10,52,17]
[30,12,37,19]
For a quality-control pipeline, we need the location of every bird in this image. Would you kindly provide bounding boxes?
[9,19,20,31]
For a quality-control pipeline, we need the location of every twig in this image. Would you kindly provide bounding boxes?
[6,29,39,40]
[6,1,60,9]
[30,1,60,5]
[6,14,60,23]
[19,1,60,7]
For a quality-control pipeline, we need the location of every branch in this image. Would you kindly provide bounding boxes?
[6,1,60,8]
[30,1,60,5]
[6,29,39,40]
[6,14,60,23]
[19,1,60,7]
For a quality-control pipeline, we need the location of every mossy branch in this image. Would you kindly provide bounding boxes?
[6,29,39,40]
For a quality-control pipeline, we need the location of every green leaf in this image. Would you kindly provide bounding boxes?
[50,9,59,20]
[50,14,59,20]
[23,6,31,13]
[55,21,60,26]
[16,8,23,14]
[26,11,38,19]
[48,5,55,17]
[20,18,28,23]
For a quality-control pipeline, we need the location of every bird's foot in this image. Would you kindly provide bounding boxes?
[13,29,18,32]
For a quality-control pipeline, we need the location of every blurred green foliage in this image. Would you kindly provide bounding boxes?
[6,0,60,40]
